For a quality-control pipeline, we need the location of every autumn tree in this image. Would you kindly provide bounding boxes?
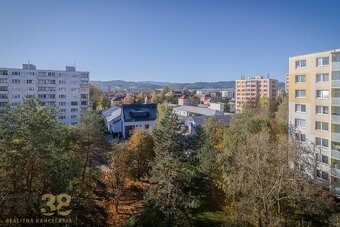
[126,128,155,181]
[275,94,288,133]
[136,91,145,104]
[108,144,129,213]
[151,91,159,103]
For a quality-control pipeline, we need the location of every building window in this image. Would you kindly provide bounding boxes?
[316,137,329,147]
[71,115,77,119]
[295,133,306,141]
[295,60,306,69]
[26,80,33,84]
[59,116,66,120]
[71,108,78,112]
[333,53,340,62]
[316,170,329,180]
[295,75,306,83]
[59,94,66,98]
[59,102,66,106]
[71,101,78,106]
[11,79,20,84]
[12,94,20,99]
[295,90,306,98]
[145,124,149,129]
[316,73,329,82]
[316,90,329,99]
[316,121,329,131]
[59,80,66,85]
[295,118,306,128]
[11,71,20,75]
[60,109,66,113]
[295,104,306,112]
[316,57,329,66]
[316,106,329,114]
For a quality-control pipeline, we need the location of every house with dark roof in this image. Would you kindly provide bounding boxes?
[185,114,233,135]
[121,103,157,139]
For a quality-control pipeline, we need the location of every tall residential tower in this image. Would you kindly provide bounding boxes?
[235,76,278,112]
[0,63,89,124]
[288,49,340,197]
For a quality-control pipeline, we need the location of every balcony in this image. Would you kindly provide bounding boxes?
[332,97,340,106]
[332,115,340,124]
[332,150,340,160]
[330,186,340,198]
[332,133,340,142]
[333,62,340,71]
[332,80,340,88]
[331,165,340,178]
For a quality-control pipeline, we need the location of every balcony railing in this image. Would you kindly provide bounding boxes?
[332,133,340,142]
[332,150,340,160]
[332,98,340,106]
[332,80,340,88]
[330,186,340,198]
[332,115,340,124]
[331,165,340,178]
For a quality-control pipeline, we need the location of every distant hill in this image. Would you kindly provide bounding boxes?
[91,80,285,91]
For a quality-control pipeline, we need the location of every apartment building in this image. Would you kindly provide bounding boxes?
[235,76,278,112]
[288,49,340,197]
[0,63,89,124]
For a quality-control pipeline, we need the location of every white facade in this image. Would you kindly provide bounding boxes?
[0,64,89,124]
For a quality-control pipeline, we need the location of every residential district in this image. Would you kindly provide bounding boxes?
[1,49,340,226]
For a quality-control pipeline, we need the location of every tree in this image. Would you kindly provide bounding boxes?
[151,91,159,104]
[161,86,170,95]
[109,144,129,213]
[90,85,102,110]
[0,97,81,218]
[223,98,230,112]
[145,110,192,226]
[136,91,145,104]
[126,129,155,181]
[73,110,107,183]
[122,95,134,104]
[275,95,288,134]
[155,102,171,129]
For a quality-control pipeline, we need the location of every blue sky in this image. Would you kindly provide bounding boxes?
[1,0,339,82]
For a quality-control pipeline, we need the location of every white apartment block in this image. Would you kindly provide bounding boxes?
[0,63,89,124]
[288,49,340,197]
[235,76,278,112]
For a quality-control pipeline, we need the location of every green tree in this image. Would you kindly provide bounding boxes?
[145,110,192,226]
[275,95,288,134]
[90,85,102,110]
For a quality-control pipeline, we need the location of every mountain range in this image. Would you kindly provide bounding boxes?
[91,80,285,91]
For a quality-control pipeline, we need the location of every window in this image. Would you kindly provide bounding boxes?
[316,121,329,131]
[48,72,56,77]
[71,108,78,112]
[0,70,8,75]
[295,60,306,69]
[59,116,66,120]
[295,90,306,98]
[59,94,66,98]
[316,57,329,66]
[295,133,306,141]
[316,90,329,99]
[295,118,306,128]
[145,124,150,129]
[11,79,20,84]
[333,53,340,62]
[26,80,33,84]
[316,137,329,147]
[316,73,329,82]
[12,94,20,99]
[11,71,20,75]
[59,80,66,85]
[316,170,329,180]
[295,75,306,83]
[0,78,7,83]
[59,102,66,106]
[59,87,66,91]
[322,155,329,164]
[60,109,66,113]
[71,115,77,119]
[316,106,329,114]
[295,104,306,112]
[71,101,78,106]
[81,101,88,105]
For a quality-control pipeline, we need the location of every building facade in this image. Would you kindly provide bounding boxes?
[121,103,157,139]
[235,76,278,112]
[0,63,89,124]
[288,49,340,197]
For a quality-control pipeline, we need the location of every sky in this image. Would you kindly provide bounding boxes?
[1,0,340,83]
